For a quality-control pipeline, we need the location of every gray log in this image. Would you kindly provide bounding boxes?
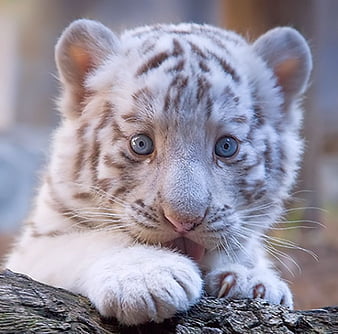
[0,270,337,333]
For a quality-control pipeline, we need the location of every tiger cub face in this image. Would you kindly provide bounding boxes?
[48,21,311,260]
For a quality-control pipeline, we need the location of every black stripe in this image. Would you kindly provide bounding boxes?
[172,38,184,56]
[209,52,240,83]
[136,52,171,76]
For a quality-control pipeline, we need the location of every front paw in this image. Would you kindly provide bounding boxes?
[84,248,202,325]
[205,264,293,308]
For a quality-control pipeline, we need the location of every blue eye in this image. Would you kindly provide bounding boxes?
[215,136,239,158]
[130,134,154,155]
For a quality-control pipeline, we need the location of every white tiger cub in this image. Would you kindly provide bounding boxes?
[6,19,312,325]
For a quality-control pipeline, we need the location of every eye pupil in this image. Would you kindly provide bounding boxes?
[215,136,239,158]
[130,134,154,155]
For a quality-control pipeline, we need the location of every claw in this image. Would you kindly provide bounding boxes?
[280,295,286,305]
[253,283,266,299]
[218,273,236,298]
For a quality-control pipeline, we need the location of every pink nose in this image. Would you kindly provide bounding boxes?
[164,214,200,233]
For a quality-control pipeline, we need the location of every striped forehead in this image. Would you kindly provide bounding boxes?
[121,28,247,113]
[125,27,243,82]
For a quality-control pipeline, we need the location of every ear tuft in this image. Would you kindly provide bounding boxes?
[253,27,312,106]
[55,19,119,115]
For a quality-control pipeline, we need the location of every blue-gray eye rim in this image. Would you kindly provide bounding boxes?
[130,134,154,155]
[215,136,239,158]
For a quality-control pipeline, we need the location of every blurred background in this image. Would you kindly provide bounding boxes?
[0,0,337,309]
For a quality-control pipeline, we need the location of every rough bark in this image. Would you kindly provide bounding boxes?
[0,270,337,334]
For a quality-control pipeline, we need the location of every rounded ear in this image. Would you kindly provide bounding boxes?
[55,19,119,117]
[253,27,312,107]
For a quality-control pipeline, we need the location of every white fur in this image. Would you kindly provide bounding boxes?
[6,20,312,325]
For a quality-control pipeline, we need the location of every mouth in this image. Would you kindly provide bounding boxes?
[163,237,205,262]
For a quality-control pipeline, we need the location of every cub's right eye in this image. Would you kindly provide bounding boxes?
[130,134,154,155]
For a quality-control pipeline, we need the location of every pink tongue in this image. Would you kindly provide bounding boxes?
[164,237,205,262]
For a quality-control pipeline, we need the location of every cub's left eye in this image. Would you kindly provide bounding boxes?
[130,134,154,155]
[215,136,239,158]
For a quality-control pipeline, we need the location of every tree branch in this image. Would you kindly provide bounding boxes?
[0,270,337,333]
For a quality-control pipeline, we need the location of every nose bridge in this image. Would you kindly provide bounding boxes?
[161,155,209,221]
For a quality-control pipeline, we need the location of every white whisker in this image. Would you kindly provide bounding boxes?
[262,235,319,261]
[264,246,298,277]
[284,206,328,214]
